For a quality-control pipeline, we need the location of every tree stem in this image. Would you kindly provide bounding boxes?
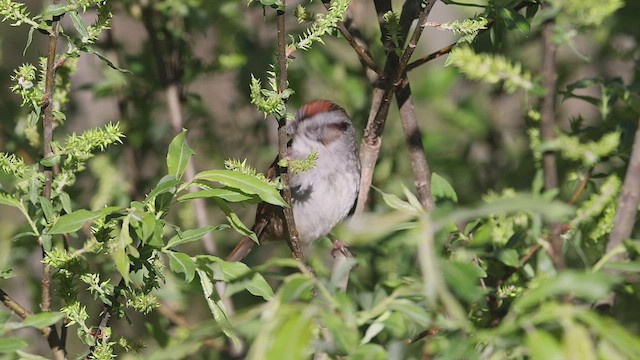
[276,2,304,260]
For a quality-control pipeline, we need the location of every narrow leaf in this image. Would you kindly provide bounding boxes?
[22,312,65,329]
[196,268,241,348]
[48,207,122,234]
[113,217,132,284]
[166,251,197,282]
[213,199,258,243]
[69,11,89,40]
[165,226,220,249]
[0,193,20,208]
[177,188,257,203]
[431,172,458,203]
[194,170,286,207]
[167,129,195,180]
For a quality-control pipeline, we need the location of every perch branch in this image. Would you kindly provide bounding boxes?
[276,1,304,261]
[396,76,436,210]
[39,0,67,357]
[539,15,565,270]
[320,0,384,79]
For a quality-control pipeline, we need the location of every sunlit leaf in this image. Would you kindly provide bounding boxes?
[432,172,458,204]
[166,251,197,283]
[48,207,122,234]
[167,129,195,180]
[194,170,286,206]
[164,225,224,249]
[22,312,65,329]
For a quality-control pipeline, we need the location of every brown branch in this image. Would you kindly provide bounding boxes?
[568,169,592,205]
[1,287,32,319]
[607,117,640,259]
[1,287,65,360]
[539,15,565,270]
[355,0,438,213]
[406,43,454,71]
[38,1,67,358]
[320,0,384,79]
[396,77,436,211]
[276,2,304,261]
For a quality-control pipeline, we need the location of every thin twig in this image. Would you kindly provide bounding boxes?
[568,169,592,205]
[320,0,384,79]
[539,15,565,270]
[276,2,304,261]
[406,43,454,71]
[405,1,533,72]
[1,287,65,359]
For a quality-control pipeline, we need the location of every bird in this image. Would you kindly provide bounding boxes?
[226,100,360,262]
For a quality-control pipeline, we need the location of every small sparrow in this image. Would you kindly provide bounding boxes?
[226,100,360,261]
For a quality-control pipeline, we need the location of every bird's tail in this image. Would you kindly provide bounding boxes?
[226,236,257,262]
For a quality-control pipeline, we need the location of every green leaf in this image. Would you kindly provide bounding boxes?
[167,129,195,180]
[0,268,15,279]
[253,0,285,11]
[132,211,158,245]
[0,193,20,208]
[499,7,531,36]
[436,194,574,226]
[213,199,258,243]
[22,312,65,329]
[177,188,257,203]
[513,271,619,313]
[114,217,132,284]
[441,260,484,303]
[23,27,35,56]
[48,207,122,234]
[279,273,314,303]
[41,4,67,17]
[431,172,458,204]
[497,248,520,267]
[376,187,421,215]
[388,299,431,327]
[15,351,50,360]
[196,268,241,348]
[526,329,563,360]
[69,11,89,40]
[165,226,222,249]
[578,311,640,359]
[58,191,72,214]
[196,255,274,300]
[194,170,286,207]
[262,306,314,360]
[0,337,28,353]
[85,47,132,73]
[145,176,181,205]
[352,344,387,360]
[166,251,197,283]
[562,321,596,360]
[39,196,53,223]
